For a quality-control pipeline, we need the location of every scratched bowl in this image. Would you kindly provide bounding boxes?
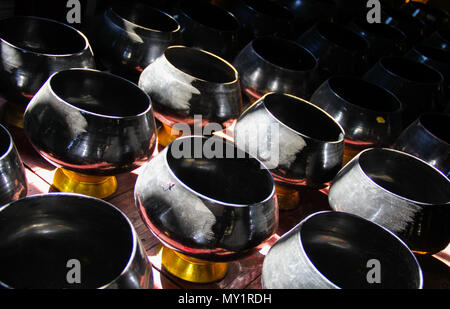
[0,193,153,289]
[328,148,450,255]
[234,92,344,188]
[262,211,423,289]
[0,123,27,206]
[138,45,242,146]
[0,16,95,127]
[135,135,277,262]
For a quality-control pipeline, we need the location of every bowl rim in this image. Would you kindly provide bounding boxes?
[293,210,424,289]
[324,75,403,114]
[45,68,153,120]
[241,0,295,21]
[163,135,276,208]
[0,192,141,289]
[355,147,450,206]
[0,123,14,161]
[416,112,450,146]
[178,0,241,33]
[254,92,345,144]
[0,15,91,57]
[249,36,319,73]
[107,4,181,35]
[313,21,369,53]
[377,56,445,85]
[162,45,239,86]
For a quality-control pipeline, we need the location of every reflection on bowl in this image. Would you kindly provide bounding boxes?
[262,211,423,289]
[23,69,157,199]
[329,148,450,255]
[234,92,344,210]
[93,3,181,83]
[138,46,242,147]
[0,123,27,206]
[0,193,153,289]
[135,135,277,283]
[310,75,403,165]
[0,16,95,128]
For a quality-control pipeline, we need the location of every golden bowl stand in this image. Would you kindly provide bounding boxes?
[157,123,183,147]
[53,168,118,199]
[275,183,300,211]
[159,245,228,284]
[3,102,25,128]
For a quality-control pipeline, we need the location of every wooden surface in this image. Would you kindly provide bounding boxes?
[3,121,450,290]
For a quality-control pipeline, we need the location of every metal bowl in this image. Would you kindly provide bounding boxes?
[134,135,277,283]
[230,0,296,46]
[262,211,423,289]
[23,69,157,199]
[363,56,447,127]
[138,45,242,146]
[233,36,319,104]
[423,29,450,52]
[0,16,95,128]
[394,112,449,179]
[281,0,338,37]
[381,7,428,44]
[405,44,450,98]
[93,3,181,83]
[401,1,449,30]
[234,92,344,209]
[328,148,450,255]
[310,75,403,165]
[0,124,27,206]
[348,19,408,66]
[0,193,153,289]
[171,0,241,61]
[296,21,369,85]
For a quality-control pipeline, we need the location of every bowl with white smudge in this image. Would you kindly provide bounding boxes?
[138,46,242,146]
[328,147,450,255]
[233,92,344,209]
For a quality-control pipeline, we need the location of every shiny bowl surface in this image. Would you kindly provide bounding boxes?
[394,112,450,178]
[262,211,423,289]
[0,193,153,289]
[138,45,242,128]
[0,16,95,106]
[234,92,344,187]
[135,135,278,262]
[0,124,27,206]
[329,148,450,254]
[23,68,157,176]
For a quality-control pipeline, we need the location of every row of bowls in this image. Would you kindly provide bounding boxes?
[0,0,448,288]
[1,132,445,289]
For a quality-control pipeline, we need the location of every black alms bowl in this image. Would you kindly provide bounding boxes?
[0,124,27,206]
[0,193,153,289]
[135,135,278,262]
[0,16,95,107]
[23,69,157,177]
